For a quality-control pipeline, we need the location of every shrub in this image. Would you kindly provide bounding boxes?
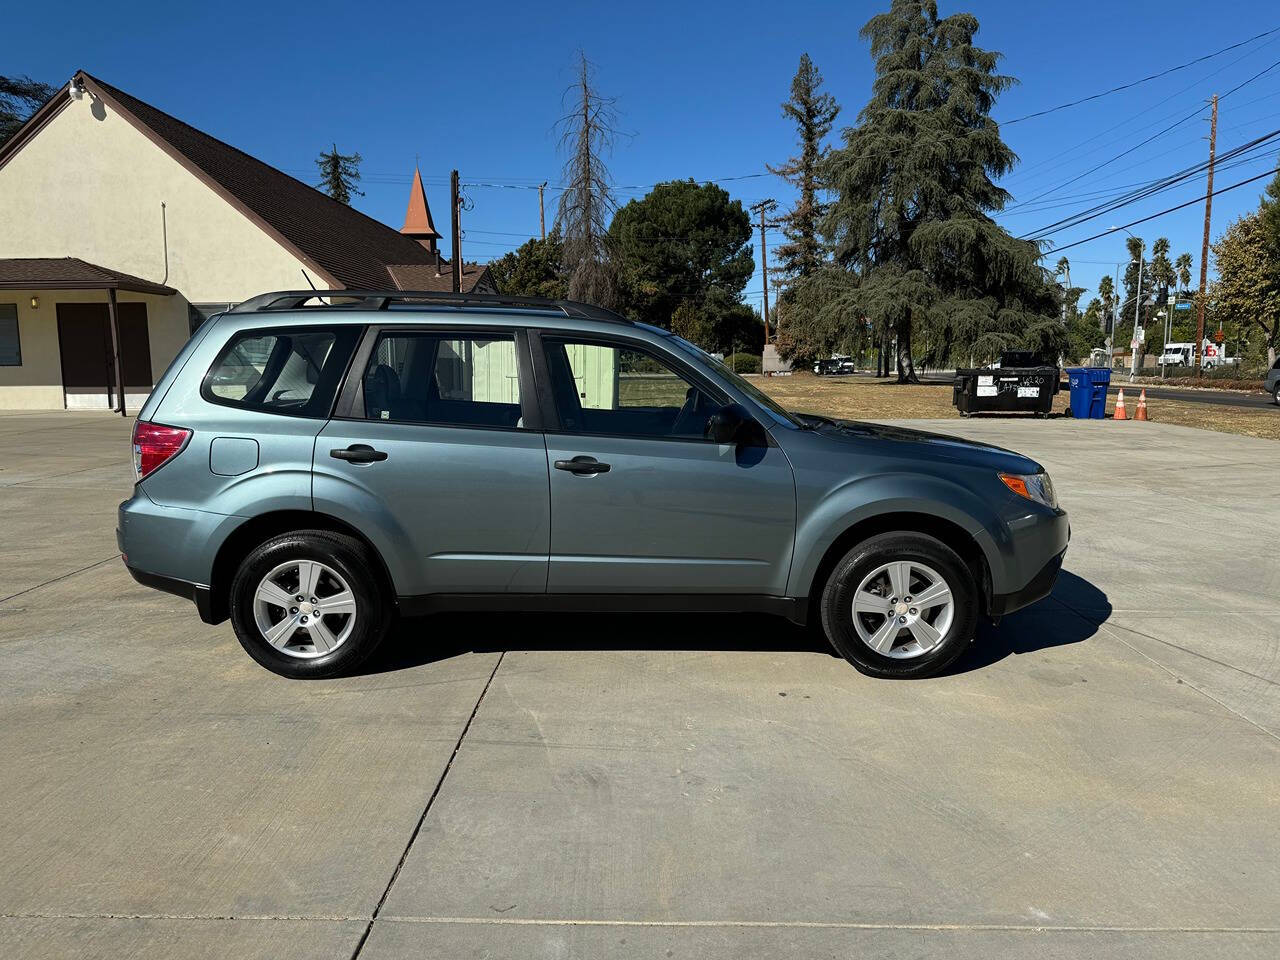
[723,352,761,374]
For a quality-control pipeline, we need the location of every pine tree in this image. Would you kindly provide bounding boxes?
[554,53,619,308]
[769,54,840,287]
[820,1,1055,381]
[0,75,56,145]
[315,144,363,205]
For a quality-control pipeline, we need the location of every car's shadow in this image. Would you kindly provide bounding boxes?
[355,570,1110,678]
[944,571,1111,675]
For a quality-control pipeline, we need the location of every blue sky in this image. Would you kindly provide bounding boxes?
[11,0,1280,310]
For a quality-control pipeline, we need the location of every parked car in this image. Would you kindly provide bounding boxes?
[1266,356,1280,405]
[813,356,856,376]
[120,291,1068,680]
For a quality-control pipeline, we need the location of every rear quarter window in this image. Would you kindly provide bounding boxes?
[202,326,360,417]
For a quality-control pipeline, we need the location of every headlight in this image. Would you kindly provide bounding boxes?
[999,471,1058,510]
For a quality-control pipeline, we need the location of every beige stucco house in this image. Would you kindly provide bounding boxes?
[0,70,490,411]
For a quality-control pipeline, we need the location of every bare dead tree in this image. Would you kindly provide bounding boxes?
[554,53,619,308]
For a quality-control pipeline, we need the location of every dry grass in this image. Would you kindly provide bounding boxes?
[751,372,1280,442]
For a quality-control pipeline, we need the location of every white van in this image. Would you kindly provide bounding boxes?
[1159,340,1234,370]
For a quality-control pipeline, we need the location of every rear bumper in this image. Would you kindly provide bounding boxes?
[124,563,218,624]
[118,492,233,625]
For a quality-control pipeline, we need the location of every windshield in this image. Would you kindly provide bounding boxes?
[664,334,803,428]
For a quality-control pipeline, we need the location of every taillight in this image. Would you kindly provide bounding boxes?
[132,420,191,481]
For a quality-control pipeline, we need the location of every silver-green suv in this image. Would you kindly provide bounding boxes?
[119,291,1068,680]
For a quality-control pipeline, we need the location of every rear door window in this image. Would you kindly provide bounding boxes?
[204,327,359,417]
[361,331,527,429]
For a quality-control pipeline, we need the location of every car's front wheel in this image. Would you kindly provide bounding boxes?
[229,530,391,678]
[1273,383,1279,406]
[819,532,978,679]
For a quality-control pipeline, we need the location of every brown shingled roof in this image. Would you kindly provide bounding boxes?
[386,262,494,293]
[63,73,483,292]
[0,257,176,294]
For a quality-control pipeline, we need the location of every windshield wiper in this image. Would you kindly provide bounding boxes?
[796,412,837,431]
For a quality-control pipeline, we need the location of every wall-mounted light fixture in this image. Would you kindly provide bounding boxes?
[69,77,86,102]
[29,295,39,310]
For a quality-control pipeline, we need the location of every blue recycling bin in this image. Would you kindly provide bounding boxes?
[1066,367,1110,419]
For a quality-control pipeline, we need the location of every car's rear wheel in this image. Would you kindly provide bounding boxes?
[229,530,391,678]
[819,532,978,679]
[1273,383,1279,406]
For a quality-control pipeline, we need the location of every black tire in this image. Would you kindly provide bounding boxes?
[229,530,392,679]
[1273,384,1280,406]
[819,532,978,679]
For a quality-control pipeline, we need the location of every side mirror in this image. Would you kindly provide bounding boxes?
[706,403,767,447]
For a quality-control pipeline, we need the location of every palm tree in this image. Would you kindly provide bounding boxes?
[1175,252,1193,292]
[1055,256,1071,290]
[1149,238,1175,356]
[1097,273,1116,337]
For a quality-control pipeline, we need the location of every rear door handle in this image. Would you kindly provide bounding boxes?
[330,444,388,464]
[554,455,611,475]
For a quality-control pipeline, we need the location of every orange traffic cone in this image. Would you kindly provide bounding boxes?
[1114,389,1128,420]
[1135,389,1149,421]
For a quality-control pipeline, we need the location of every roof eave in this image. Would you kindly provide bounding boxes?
[0,79,73,174]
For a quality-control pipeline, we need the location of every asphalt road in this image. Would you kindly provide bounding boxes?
[1104,381,1276,409]
[2,412,1278,960]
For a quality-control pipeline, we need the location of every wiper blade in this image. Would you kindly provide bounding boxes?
[796,412,837,430]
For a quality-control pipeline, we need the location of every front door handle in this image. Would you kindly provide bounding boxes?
[554,455,611,475]
[330,444,388,464]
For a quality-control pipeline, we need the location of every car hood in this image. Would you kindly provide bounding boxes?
[795,417,1043,475]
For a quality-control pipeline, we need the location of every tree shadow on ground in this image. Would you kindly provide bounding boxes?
[356,570,1110,678]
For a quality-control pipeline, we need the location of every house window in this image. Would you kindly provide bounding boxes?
[0,304,20,366]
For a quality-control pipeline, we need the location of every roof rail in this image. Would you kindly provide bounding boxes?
[228,289,632,324]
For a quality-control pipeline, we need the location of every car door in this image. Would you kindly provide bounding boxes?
[314,327,549,597]
[534,332,795,596]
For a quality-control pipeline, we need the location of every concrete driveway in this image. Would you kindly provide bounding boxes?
[1,411,1277,959]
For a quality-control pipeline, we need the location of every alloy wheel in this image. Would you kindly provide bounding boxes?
[252,559,358,659]
[851,560,955,659]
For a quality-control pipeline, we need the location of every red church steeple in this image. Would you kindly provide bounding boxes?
[400,166,442,253]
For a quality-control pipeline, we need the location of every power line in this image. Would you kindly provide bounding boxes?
[1000,36,1280,190]
[1042,167,1278,254]
[999,25,1280,124]
[1021,128,1280,240]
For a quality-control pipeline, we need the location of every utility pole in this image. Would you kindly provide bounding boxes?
[538,181,548,241]
[1195,94,1217,377]
[450,169,461,294]
[750,199,777,342]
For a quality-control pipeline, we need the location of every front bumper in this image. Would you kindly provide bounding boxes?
[990,546,1066,618]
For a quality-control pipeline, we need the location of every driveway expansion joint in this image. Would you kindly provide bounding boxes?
[347,651,506,960]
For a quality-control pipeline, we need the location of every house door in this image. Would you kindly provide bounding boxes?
[56,303,153,409]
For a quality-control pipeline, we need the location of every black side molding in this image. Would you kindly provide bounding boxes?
[397,592,808,626]
[125,564,222,625]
